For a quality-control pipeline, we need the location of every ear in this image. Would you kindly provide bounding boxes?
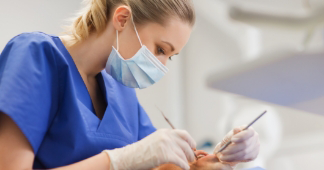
[112,5,132,32]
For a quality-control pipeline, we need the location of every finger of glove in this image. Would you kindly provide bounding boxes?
[229,125,245,137]
[170,150,190,170]
[214,142,221,150]
[219,149,247,162]
[173,146,189,164]
[174,137,195,162]
[219,138,257,163]
[239,137,260,161]
[173,129,196,149]
[220,135,232,147]
[245,145,260,161]
[222,144,260,163]
[233,127,241,135]
[222,135,254,155]
[231,128,255,143]
[245,134,259,157]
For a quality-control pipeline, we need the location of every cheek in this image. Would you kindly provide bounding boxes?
[156,55,168,66]
[117,30,142,59]
[118,45,141,60]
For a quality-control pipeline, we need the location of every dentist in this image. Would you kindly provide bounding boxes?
[0,0,260,169]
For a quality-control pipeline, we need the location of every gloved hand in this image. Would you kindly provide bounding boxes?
[104,129,196,170]
[213,126,260,167]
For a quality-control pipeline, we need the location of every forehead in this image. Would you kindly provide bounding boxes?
[138,18,192,51]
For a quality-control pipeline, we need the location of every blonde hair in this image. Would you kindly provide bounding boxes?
[64,0,195,46]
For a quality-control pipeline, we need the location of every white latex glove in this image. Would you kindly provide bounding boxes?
[104,129,196,170]
[213,126,260,167]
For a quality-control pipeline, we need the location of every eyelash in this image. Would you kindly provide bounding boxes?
[157,46,165,55]
[157,46,172,61]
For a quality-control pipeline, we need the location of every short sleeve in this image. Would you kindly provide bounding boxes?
[137,103,156,140]
[0,33,58,153]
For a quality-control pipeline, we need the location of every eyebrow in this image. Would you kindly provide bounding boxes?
[162,41,180,55]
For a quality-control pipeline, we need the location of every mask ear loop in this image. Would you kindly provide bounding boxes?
[116,30,119,51]
[131,15,143,47]
[116,15,141,52]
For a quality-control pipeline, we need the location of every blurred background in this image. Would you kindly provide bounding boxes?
[1,0,324,169]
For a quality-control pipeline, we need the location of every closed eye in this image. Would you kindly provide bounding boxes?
[157,46,165,55]
[157,45,175,61]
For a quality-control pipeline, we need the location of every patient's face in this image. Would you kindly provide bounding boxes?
[155,150,233,170]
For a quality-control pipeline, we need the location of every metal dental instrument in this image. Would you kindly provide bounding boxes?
[156,106,198,160]
[215,110,267,154]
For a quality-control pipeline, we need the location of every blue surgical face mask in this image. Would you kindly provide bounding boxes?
[105,16,168,89]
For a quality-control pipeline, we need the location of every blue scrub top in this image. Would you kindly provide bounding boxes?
[0,32,156,168]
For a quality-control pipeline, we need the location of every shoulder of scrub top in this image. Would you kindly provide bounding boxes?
[7,31,56,47]
[3,31,63,62]
[3,31,66,70]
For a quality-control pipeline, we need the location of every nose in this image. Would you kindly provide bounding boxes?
[158,56,168,66]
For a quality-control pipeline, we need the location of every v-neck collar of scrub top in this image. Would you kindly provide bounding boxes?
[55,38,116,131]
[56,37,135,140]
